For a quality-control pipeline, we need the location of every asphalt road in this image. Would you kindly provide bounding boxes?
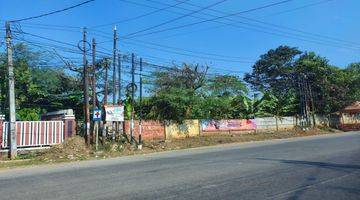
[0,132,359,200]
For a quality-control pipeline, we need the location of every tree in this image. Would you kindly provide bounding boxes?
[144,64,208,122]
[244,45,302,94]
[199,75,248,119]
[345,62,360,102]
[256,89,297,131]
[294,52,351,114]
[0,43,83,120]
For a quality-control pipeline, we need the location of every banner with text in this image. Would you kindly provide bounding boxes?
[105,105,124,122]
[201,119,256,132]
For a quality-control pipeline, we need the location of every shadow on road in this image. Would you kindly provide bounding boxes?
[259,158,360,200]
[256,158,360,170]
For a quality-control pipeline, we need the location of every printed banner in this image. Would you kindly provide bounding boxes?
[201,119,256,132]
[105,105,124,122]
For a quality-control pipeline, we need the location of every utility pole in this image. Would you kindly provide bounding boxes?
[118,53,123,136]
[102,58,110,144]
[103,59,109,106]
[305,76,316,128]
[130,53,135,144]
[298,77,305,129]
[82,27,90,146]
[118,53,122,104]
[112,26,118,104]
[303,78,311,128]
[112,26,118,141]
[5,21,17,159]
[138,58,143,150]
[92,38,99,149]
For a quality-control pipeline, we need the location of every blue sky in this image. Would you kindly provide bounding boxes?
[0,0,359,77]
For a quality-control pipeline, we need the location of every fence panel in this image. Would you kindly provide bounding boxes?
[255,117,295,130]
[1,121,64,148]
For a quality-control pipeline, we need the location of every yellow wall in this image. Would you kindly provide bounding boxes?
[165,120,200,139]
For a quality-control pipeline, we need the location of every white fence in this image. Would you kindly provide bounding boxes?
[255,117,295,130]
[2,121,64,148]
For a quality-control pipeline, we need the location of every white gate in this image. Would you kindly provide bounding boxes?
[2,121,64,148]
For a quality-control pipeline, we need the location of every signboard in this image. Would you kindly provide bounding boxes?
[105,105,124,122]
[92,109,102,121]
[201,119,256,132]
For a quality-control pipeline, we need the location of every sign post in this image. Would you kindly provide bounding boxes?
[104,106,124,122]
[93,109,102,122]
[92,109,101,150]
[104,105,124,141]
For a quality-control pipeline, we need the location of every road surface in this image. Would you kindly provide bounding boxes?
[0,132,359,200]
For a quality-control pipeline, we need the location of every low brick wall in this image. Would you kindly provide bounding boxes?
[165,120,200,139]
[124,120,165,140]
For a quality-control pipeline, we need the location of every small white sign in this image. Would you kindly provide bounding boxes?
[105,105,124,122]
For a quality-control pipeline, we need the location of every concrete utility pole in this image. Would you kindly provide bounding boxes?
[5,21,17,159]
[112,26,118,141]
[82,27,90,146]
[307,79,316,127]
[112,26,118,104]
[118,53,123,136]
[118,53,122,104]
[92,38,99,149]
[138,58,143,150]
[103,59,109,106]
[130,53,135,144]
[102,58,110,144]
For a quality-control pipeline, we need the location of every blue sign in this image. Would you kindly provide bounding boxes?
[93,109,102,121]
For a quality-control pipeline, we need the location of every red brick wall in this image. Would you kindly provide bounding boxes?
[0,119,3,148]
[124,120,165,140]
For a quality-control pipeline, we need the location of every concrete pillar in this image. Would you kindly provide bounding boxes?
[62,114,76,140]
[0,115,4,149]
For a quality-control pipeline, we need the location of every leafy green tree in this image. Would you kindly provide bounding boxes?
[199,75,248,119]
[257,89,297,131]
[244,45,302,94]
[0,43,83,120]
[345,62,360,102]
[144,64,208,122]
[294,52,352,114]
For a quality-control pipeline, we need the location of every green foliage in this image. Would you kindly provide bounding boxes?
[246,47,359,115]
[1,43,358,123]
[0,43,83,120]
[345,62,360,101]
[16,108,43,121]
[244,45,302,93]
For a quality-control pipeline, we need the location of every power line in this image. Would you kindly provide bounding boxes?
[128,0,359,51]
[122,40,252,63]
[124,0,228,38]
[91,0,190,28]
[262,0,334,17]
[175,0,359,47]
[9,0,96,22]
[88,29,255,63]
[124,0,294,38]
